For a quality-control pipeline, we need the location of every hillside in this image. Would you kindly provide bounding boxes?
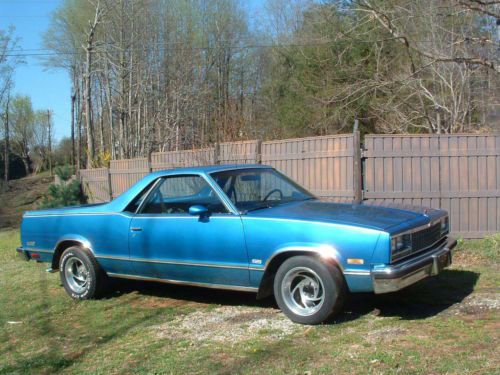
[0,173,52,229]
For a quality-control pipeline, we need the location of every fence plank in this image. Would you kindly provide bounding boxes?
[151,148,215,171]
[79,133,499,238]
[79,168,111,203]
[262,134,356,202]
[110,158,149,198]
[363,133,500,238]
[218,140,260,164]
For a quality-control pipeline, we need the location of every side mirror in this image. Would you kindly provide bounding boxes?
[189,205,209,217]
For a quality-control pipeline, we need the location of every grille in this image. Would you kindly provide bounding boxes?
[391,222,444,263]
[412,223,441,252]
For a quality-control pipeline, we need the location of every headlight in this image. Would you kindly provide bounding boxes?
[391,233,412,261]
[440,216,449,235]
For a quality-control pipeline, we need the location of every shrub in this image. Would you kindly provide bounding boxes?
[39,165,86,209]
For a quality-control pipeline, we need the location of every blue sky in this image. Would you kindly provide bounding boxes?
[1,0,266,142]
[1,0,71,141]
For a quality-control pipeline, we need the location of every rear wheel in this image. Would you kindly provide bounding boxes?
[273,256,346,324]
[59,246,107,299]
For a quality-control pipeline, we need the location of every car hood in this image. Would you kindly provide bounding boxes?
[246,200,446,232]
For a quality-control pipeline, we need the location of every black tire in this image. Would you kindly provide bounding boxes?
[59,246,107,299]
[273,256,346,324]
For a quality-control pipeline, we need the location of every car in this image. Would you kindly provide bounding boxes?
[17,164,456,324]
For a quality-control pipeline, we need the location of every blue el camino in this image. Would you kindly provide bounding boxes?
[18,165,456,324]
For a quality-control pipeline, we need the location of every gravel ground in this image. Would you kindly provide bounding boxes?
[152,289,499,344]
[154,306,302,343]
[443,292,500,315]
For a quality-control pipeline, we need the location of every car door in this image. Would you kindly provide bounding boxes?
[128,174,250,287]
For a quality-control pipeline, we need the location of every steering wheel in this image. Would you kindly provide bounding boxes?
[263,188,283,201]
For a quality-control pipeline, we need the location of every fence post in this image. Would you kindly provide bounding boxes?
[107,168,113,201]
[147,151,153,172]
[214,142,220,164]
[352,123,363,204]
[256,140,262,164]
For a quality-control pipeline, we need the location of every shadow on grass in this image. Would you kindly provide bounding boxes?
[103,277,277,309]
[1,277,173,374]
[104,268,479,322]
[336,269,480,322]
[2,270,477,374]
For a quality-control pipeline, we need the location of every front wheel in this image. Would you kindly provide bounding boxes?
[59,246,107,299]
[274,256,346,324]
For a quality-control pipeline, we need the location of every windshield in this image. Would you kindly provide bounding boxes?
[210,168,315,213]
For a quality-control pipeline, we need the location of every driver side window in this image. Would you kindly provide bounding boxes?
[140,175,228,214]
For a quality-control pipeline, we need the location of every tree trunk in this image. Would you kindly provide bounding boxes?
[3,95,9,186]
[21,150,31,176]
[47,110,52,176]
[76,79,82,171]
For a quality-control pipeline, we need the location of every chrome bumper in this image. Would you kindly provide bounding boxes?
[16,247,30,261]
[372,237,457,294]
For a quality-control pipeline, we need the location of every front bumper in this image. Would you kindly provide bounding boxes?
[372,237,457,294]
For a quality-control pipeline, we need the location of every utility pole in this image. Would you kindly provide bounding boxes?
[47,110,52,176]
[3,95,10,187]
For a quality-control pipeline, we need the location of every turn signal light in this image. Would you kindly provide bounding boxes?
[347,258,364,265]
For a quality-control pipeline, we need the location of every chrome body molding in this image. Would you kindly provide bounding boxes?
[96,254,249,270]
[392,217,444,237]
[131,215,241,220]
[263,246,344,270]
[343,270,371,276]
[53,237,96,256]
[107,272,258,292]
[25,248,54,254]
[371,237,457,294]
[24,212,131,218]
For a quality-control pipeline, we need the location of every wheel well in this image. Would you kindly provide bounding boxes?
[256,251,341,300]
[51,240,85,270]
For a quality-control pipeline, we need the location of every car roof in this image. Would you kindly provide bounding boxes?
[105,164,273,212]
[150,163,271,178]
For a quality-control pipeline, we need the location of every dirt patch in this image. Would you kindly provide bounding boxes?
[129,296,207,309]
[366,326,409,343]
[0,174,52,229]
[154,306,301,344]
[442,292,500,316]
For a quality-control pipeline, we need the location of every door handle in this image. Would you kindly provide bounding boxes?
[130,227,142,232]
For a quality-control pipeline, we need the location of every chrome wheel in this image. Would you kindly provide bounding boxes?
[281,267,325,316]
[64,257,89,294]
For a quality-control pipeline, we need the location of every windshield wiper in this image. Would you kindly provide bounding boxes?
[244,202,274,213]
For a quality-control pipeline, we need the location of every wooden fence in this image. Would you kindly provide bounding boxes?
[363,134,500,239]
[79,133,499,238]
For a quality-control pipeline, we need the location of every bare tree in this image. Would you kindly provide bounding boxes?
[1,27,22,184]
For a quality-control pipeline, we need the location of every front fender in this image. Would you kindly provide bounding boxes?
[265,242,345,270]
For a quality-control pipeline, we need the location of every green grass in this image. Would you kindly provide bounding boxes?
[0,230,499,374]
